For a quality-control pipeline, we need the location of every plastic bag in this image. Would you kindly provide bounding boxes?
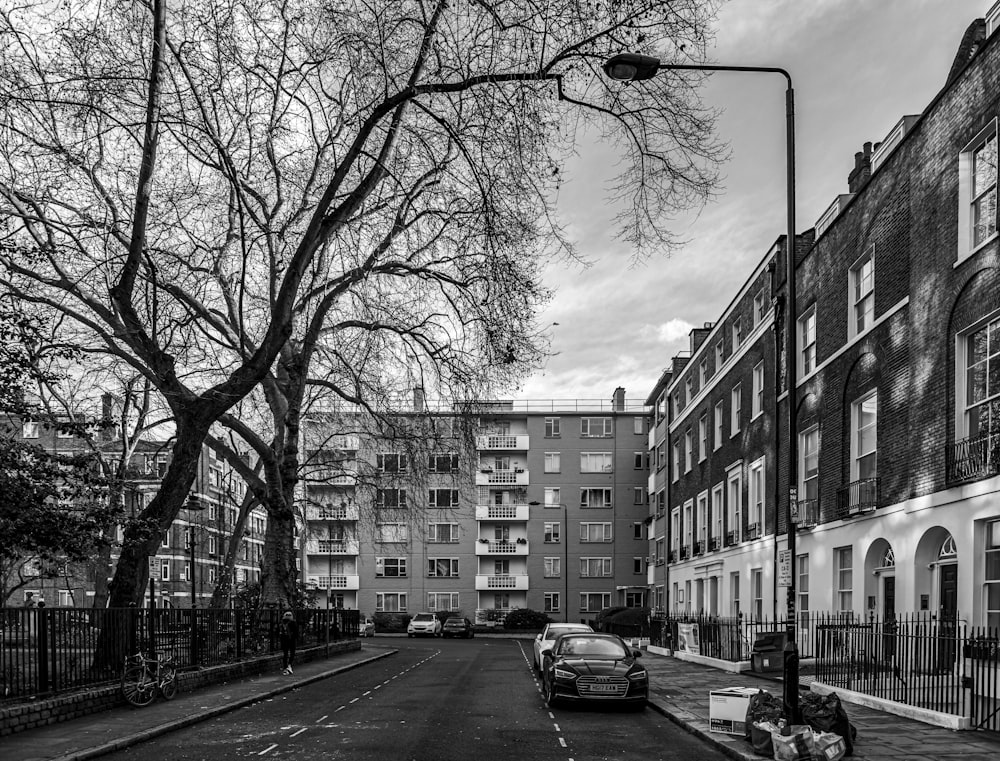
[771,725,815,761]
[801,692,857,756]
[743,689,785,739]
[813,731,847,761]
[751,720,781,758]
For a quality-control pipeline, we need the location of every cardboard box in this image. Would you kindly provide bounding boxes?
[709,686,763,735]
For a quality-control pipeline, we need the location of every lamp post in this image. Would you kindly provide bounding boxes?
[530,501,569,623]
[603,53,800,721]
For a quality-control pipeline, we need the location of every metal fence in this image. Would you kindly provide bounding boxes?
[1,606,359,703]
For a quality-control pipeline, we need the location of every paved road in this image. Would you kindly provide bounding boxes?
[94,638,726,761]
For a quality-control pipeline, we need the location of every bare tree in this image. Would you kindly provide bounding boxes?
[0,0,723,606]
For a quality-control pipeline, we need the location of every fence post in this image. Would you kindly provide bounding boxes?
[36,608,49,693]
[191,607,200,667]
[236,609,244,659]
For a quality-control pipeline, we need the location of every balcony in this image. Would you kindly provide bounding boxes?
[307,574,360,591]
[668,549,678,563]
[475,539,529,556]
[475,468,529,486]
[475,574,529,591]
[476,434,529,450]
[679,545,691,561]
[305,539,360,555]
[745,522,762,540]
[304,467,357,485]
[475,504,530,521]
[694,540,706,556]
[305,504,359,522]
[725,530,739,547]
[946,432,1000,483]
[709,536,721,552]
[795,498,819,528]
[836,477,880,519]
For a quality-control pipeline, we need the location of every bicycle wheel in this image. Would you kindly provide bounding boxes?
[159,665,178,700]
[121,665,156,707]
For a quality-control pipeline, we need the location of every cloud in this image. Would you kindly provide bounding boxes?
[655,318,697,344]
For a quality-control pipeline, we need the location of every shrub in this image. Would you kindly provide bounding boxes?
[373,612,411,632]
[503,608,551,630]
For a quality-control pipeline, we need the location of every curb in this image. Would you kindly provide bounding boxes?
[646,696,757,761]
[47,650,398,761]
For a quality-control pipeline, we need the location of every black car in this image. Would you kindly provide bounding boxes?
[441,617,474,638]
[540,632,647,709]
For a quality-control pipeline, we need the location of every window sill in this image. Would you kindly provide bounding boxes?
[955,231,998,267]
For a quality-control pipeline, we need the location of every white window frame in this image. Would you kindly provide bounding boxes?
[698,414,708,462]
[670,508,680,553]
[544,592,561,612]
[835,546,853,612]
[958,119,998,261]
[985,520,1000,629]
[580,522,613,543]
[715,342,724,373]
[800,426,820,505]
[580,417,612,437]
[699,358,708,386]
[544,452,560,473]
[427,592,459,612]
[797,554,810,624]
[428,522,460,543]
[731,384,742,436]
[580,451,613,473]
[711,483,724,545]
[544,487,561,507]
[684,429,693,472]
[682,499,693,550]
[580,593,612,613]
[748,457,765,533]
[730,571,741,616]
[376,557,408,577]
[633,417,644,435]
[713,400,724,449]
[544,557,561,578]
[849,246,875,339]
[751,568,763,619]
[799,307,817,377]
[426,558,459,578]
[376,592,408,612]
[580,487,613,508]
[544,521,561,543]
[545,417,561,437]
[579,557,613,577]
[696,491,708,547]
[851,390,878,481]
[672,442,681,482]
[22,421,39,439]
[376,523,408,543]
[753,288,768,326]
[752,361,765,419]
[732,318,743,352]
[727,469,742,543]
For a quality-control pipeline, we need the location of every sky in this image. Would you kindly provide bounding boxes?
[515,0,990,404]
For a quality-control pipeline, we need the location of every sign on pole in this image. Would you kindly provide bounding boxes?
[777,548,792,587]
[148,557,160,581]
[789,486,799,523]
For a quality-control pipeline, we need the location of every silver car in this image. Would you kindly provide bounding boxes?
[532,622,594,674]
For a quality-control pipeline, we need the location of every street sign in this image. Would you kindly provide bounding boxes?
[148,557,160,581]
[789,486,799,522]
[777,549,792,587]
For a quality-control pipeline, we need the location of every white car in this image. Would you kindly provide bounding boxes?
[532,622,594,673]
[407,612,443,637]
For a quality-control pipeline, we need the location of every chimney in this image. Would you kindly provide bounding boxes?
[413,386,425,412]
[689,325,713,355]
[611,387,626,412]
[848,142,873,193]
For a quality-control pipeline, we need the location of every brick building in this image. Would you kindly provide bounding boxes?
[654,4,1000,629]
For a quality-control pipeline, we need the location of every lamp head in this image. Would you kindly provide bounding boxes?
[603,53,661,81]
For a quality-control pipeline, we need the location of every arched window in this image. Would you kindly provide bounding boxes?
[939,535,957,559]
[881,545,895,568]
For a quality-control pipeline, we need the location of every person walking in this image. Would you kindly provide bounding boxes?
[279,611,298,675]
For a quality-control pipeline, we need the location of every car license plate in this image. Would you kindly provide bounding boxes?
[587,684,619,693]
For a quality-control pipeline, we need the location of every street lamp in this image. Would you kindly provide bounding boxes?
[529,501,569,623]
[604,52,800,721]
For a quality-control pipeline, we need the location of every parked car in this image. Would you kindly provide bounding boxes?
[532,622,593,674]
[360,617,376,637]
[442,617,474,638]
[540,632,647,709]
[407,612,443,637]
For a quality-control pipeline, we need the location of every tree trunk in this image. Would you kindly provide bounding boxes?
[208,487,258,608]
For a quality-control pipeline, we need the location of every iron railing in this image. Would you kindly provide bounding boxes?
[0,606,359,703]
[836,477,880,518]
[946,431,1000,483]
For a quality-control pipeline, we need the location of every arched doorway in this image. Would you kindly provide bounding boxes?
[914,527,958,618]
[864,539,896,620]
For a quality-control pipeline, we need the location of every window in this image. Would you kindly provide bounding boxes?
[544,452,561,473]
[428,453,459,473]
[633,487,646,505]
[183,562,191,581]
[656,442,665,470]
[376,523,407,543]
[986,521,1000,629]
[699,358,708,386]
[376,557,407,577]
[427,558,459,577]
[753,288,768,326]
[709,483,725,548]
[428,523,459,543]
[797,554,810,625]
[851,391,878,480]
[580,487,612,508]
[730,571,741,615]
[545,417,561,437]
[959,121,998,259]
[580,522,612,542]
[731,384,742,435]
[633,417,644,435]
[732,318,743,352]
[963,318,1000,440]
[544,557,561,577]
[633,557,644,574]
[800,307,816,376]
[56,427,73,439]
[835,546,853,611]
[544,487,561,507]
[580,452,613,473]
[376,593,407,612]
[685,377,693,406]
[751,568,763,619]
[698,414,708,461]
[544,593,561,612]
[580,417,612,437]
[633,521,644,539]
[633,451,644,469]
[683,500,693,551]
[208,567,217,584]
[376,453,407,473]
[752,361,764,418]
[696,492,708,549]
[800,427,819,508]
[684,429,692,472]
[580,557,612,577]
[544,522,561,543]
[376,488,407,509]
[713,401,724,450]
[727,469,742,543]
[672,442,681,482]
[21,421,39,439]
[672,392,681,418]
[748,458,765,534]
[161,560,170,581]
[580,593,612,612]
[715,342,725,372]
[670,508,680,554]
[208,536,217,555]
[850,248,875,337]
[428,489,458,508]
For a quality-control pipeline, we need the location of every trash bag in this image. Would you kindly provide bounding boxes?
[751,720,781,758]
[800,692,857,756]
[744,689,785,740]
[813,730,847,761]
[771,725,815,761]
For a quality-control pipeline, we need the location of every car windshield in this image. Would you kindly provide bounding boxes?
[545,625,590,640]
[557,636,628,658]
[444,619,464,625]
[413,614,434,622]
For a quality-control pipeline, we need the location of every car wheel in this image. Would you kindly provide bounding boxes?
[408,633,413,638]
[543,677,559,708]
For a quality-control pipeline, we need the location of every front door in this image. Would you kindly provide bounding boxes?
[882,575,897,658]
[937,564,958,670]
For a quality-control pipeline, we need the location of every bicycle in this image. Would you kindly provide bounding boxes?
[120,651,178,706]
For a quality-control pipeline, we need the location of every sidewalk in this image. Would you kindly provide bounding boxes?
[0,644,398,761]
[642,650,1000,761]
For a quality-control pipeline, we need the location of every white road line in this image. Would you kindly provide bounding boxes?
[335,706,345,712]
[349,697,360,704]
[373,684,381,690]
[363,690,372,696]
[315,715,328,723]
[558,738,567,748]
[553,724,560,732]
[258,744,278,755]
[548,712,555,719]
[290,728,307,737]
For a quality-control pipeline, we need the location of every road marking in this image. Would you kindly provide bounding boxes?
[258,744,278,755]
[553,723,560,732]
[363,690,372,696]
[290,728,307,737]
[373,684,381,690]
[349,697,359,704]
[558,737,567,748]
[315,715,328,723]
[548,712,555,719]
[335,706,345,712]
